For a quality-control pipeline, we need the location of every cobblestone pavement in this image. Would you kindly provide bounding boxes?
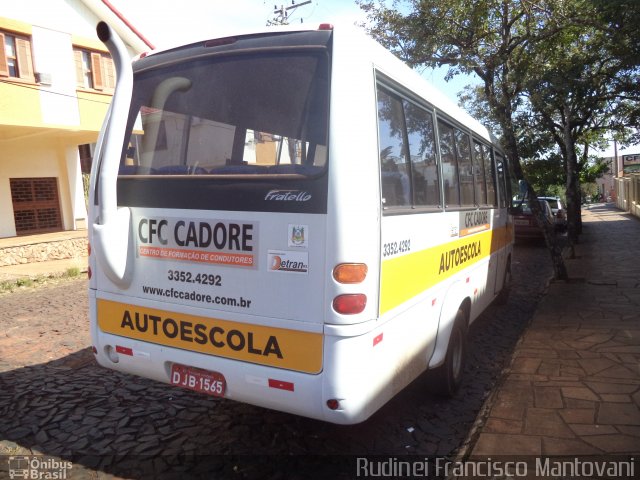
[0,244,551,479]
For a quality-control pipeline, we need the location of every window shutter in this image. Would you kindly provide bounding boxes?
[103,55,115,90]
[91,52,104,90]
[0,33,9,77]
[73,50,84,87]
[16,38,35,81]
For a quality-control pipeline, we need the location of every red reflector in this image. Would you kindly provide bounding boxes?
[333,294,366,314]
[318,23,334,30]
[115,345,133,356]
[373,333,383,346]
[87,266,92,279]
[268,379,294,391]
[327,399,340,410]
[92,346,97,355]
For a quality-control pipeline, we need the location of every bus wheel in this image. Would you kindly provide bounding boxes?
[495,261,512,305]
[430,309,467,397]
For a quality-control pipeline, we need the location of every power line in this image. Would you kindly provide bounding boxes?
[267,1,313,26]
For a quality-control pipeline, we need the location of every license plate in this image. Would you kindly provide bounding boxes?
[514,219,530,226]
[170,363,226,397]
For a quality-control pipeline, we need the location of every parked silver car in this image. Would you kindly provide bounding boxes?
[539,196,567,231]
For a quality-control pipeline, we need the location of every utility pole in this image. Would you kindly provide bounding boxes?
[267,1,312,26]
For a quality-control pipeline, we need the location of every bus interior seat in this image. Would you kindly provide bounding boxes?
[267,164,322,175]
[381,171,410,207]
[118,165,156,175]
[155,165,208,175]
[208,165,270,174]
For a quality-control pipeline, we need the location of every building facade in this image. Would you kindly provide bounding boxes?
[614,152,640,219]
[0,0,151,239]
[596,156,617,202]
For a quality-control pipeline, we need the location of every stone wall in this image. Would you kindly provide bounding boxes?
[0,238,88,267]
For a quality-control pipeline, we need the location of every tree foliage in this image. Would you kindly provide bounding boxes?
[522,1,639,240]
[521,156,564,194]
[358,0,572,278]
[358,0,640,276]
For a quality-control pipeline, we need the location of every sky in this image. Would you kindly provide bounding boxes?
[108,0,477,105]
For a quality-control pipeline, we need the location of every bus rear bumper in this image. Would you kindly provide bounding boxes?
[91,329,335,420]
[89,299,436,425]
[88,293,384,424]
[91,330,393,424]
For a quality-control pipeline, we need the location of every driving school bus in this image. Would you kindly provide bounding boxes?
[89,21,514,424]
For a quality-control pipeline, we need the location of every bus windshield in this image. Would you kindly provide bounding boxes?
[120,51,329,176]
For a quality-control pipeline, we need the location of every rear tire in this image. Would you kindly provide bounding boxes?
[429,309,467,397]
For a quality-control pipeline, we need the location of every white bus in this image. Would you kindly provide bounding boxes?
[89,22,515,424]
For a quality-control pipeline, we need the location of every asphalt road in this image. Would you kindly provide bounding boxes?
[0,241,552,479]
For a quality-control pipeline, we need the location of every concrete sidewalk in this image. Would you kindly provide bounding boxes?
[469,203,640,456]
[0,257,87,284]
[0,230,87,284]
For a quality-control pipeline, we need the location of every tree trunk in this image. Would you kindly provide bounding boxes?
[486,82,568,281]
[523,184,568,281]
[563,105,581,246]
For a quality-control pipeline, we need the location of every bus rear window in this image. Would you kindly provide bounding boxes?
[121,52,329,176]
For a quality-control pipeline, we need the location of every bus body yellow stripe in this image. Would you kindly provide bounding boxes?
[380,226,511,315]
[97,299,323,374]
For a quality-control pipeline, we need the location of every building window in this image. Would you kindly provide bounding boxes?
[0,30,35,81]
[10,178,62,235]
[73,48,114,91]
[78,50,94,89]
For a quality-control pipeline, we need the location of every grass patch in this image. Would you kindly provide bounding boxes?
[0,265,85,295]
[0,277,39,293]
[64,266,81,278]
[15,278,34,288]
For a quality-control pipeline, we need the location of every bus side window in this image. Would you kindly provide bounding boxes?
[404,101,439,207]
[377,88,411,208]
[485,149,498,206]
[455,129,474,206]
[473,141,488,206]
[495,153,508,208]
[437,121,461,208]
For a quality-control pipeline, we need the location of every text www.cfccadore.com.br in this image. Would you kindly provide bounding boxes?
[142,285,252,309]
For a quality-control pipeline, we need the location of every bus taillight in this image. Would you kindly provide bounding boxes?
[333,294,367,315]
[333,263,367,284]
